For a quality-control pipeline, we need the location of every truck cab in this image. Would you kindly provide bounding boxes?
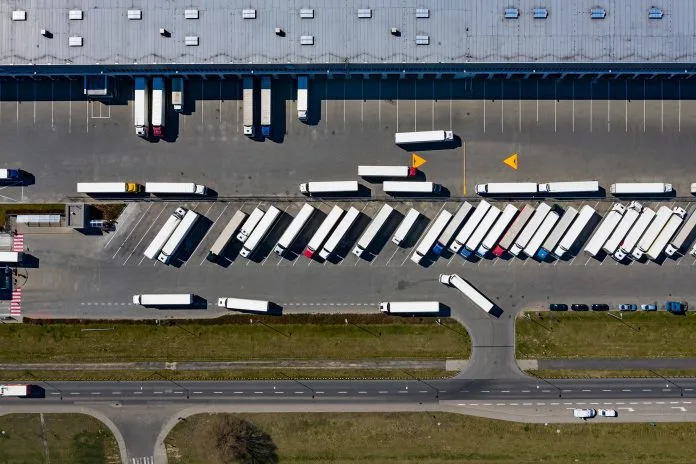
[0,169,20,181]
[665,301,688,314]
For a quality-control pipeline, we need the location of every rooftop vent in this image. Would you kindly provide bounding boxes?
[184,9,199,19]
[300,9,314,19]
[69,10,83,20]
[416,8,429,18]
[415,35,430,45]
[11,11,26,21]
[648,7,663,19]
[357,9,372,18]
[242,9,257,19]
[69,36,83,47]
[300,35,314,45]
[590,7,606,19]
[128,9,142,20]
[504,8,520,19]
[533,8,548,19]
[185,36,199,46]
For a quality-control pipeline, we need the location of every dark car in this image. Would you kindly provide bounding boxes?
[591,304,610,311]
[571,304,589,311]
[549,304,568,311]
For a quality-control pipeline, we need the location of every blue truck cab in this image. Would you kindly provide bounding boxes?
[0,169,20,180]
[536,247,550,261]
[432,242,445,255]
[459,247,472,259]
[665,301,688,314]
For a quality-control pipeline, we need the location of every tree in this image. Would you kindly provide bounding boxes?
[204,415,278,464]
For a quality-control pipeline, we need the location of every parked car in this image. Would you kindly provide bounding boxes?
[573,408,596,419]
[571,304,589,311]
[599,409,617,417]
[591,304,610,311]
[619,304,637,311]
[641,303,657,311]
[549,303,568,311]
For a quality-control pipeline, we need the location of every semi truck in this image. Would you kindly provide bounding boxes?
[383,181,441,194]
[0,251,22,263]
[602,201,642,256]
[439,274,495,313]
[379,301,441,314]
[461,205,501,258]
[145,182,207,195]
[538,181,599,193]
[411,210,452,264]
[171,77,184,112]
[493,204,534,257]
[274,204,315,256]
[508,203,552,257]
[304,205,344,259]
[243,77,255,136]
[524,210,560,259]
[475,182,537,195]
[358,165,416,178]
[665,205,696,257]
[318,207,360,260]
[218,297,270,313]
[300,181,359,195]
[394,130,453,144]
[297,76,308,121]
[207,210,247,263]
[77,182,142,194]
[553,205,597,259]
[0,384,30,397]
[613,207,655,262]
[478,204,518,257]
[132,294,193,306]
[157,209,199,264]
[352,204,394,258]
[236,208,266,243]
[610,182,673,194]
[450,200,491,254]
[583,203,626,258]
[260,76,271,136]
[134,77,149,137]
[143,207,187,260]
[432,202,472,255]
[239,206,281,258]
[151,77,165,138]
[631,206,673,260]
[536,207,578,260]
[391,208,420,246]
[645,207,686,261]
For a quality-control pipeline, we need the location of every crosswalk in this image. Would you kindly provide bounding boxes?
[12,234,23,252]
[10,288,21,317]
[130,457,154,464]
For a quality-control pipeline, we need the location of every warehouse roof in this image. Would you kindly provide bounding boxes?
[0,0,693,66]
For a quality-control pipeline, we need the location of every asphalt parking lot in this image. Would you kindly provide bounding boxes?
[2,76,696,202]
[18,199,696,320]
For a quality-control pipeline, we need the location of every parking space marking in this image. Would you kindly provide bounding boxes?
[124,204,167,266]
[112,203,153,259]
[185,203,214,266]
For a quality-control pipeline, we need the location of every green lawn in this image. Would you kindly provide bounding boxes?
[6,315,469,362]
[166,412,696,464]
[530,369,696,379]
[0,414,120,464]
[517,311,696,359]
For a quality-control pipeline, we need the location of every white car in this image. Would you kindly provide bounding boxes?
[573,408,596,419]
[599,409,618,417]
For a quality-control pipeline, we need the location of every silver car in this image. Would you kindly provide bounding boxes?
[599,409,618,417]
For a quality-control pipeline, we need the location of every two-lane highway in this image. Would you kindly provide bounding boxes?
[16,378,696,404]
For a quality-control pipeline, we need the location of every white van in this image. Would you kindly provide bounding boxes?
[391,208,420,246]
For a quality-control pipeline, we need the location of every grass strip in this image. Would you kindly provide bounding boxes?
[0,413,120,464]
[517,311,696,359]
[166,412,696,464]
[0,368,451,382]
[528,369,696,379]
[4,315,469,363]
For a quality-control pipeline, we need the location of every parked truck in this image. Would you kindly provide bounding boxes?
[171,77,184,112]
[0,384,30,397]
[665,301,688,314]
[394,130,453,144]
[261,76,271,136]
[297,76,308,121]
[134,77,149,137]
[151,77,166,138]
[243,77,255,136]
[0,169,20,181]
[77,182,142,194]
[145,182,207,195]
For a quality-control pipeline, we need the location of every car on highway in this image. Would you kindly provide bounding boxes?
[549,303,568,311]
[591,304,610,311]
[571,304,589,311]
[599,409,618,417]
[619,304,637,311]
[641,303,658,311]
[573,408,596,420]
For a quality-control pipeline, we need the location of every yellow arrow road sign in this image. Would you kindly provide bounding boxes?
[503,153,518,170]
[412,153,427,169]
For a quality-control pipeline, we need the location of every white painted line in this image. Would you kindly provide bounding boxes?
[124,205,167,266]
[111,203,154,258]
[200,203,230,265]
[185,203,215,266]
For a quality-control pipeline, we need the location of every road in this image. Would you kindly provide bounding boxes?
[4,377,696,464]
